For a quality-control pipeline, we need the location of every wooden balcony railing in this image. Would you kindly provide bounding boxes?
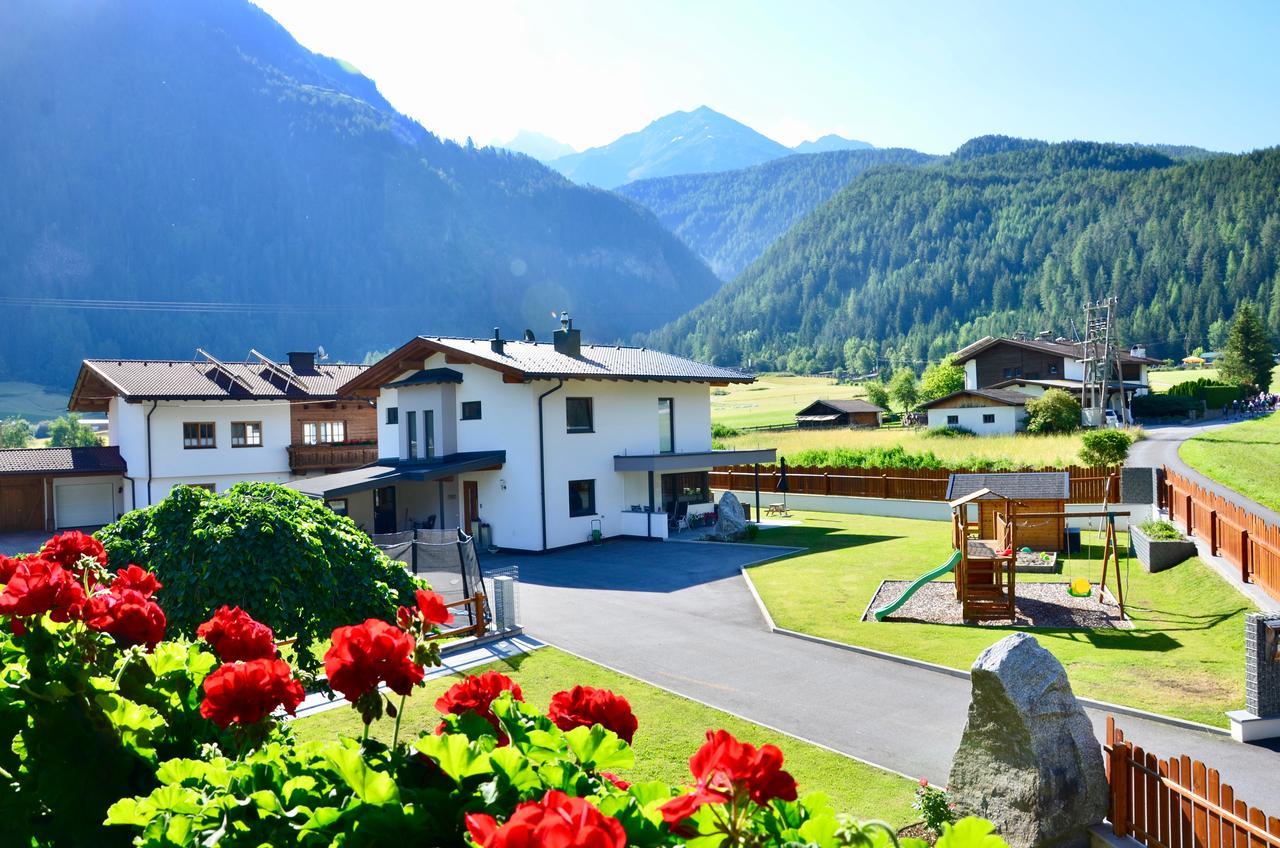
[287,443,379,472]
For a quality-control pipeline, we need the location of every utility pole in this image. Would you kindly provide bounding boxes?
[1081,298,1122,427]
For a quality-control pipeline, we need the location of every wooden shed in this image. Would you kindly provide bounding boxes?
[945,472,1070,551]
[794,399,884,429]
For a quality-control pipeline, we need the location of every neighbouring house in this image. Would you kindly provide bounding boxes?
[67,350,375,509]
[287,317,776,551]
[918,388,1030,435]
[946,471,1069,551]
[794,398,885,428]
[0,446,128,532]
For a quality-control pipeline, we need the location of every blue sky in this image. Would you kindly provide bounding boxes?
[253,0,1280,155]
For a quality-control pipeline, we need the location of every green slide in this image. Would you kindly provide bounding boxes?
[872,549,963,621]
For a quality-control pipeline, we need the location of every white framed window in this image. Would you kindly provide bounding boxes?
[568,479,596,517]
[182,422,215,449]
[231,421,262,447]
[566,397,594,433]
[303,421,346,445]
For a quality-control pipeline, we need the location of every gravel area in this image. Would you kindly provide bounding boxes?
[864,580,1131,628]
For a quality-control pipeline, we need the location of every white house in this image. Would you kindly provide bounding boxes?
[287,318,775,551]
[67,350,376,511]
[918,388,1030,435]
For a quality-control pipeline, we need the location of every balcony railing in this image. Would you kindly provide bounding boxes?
[287,443,379,472]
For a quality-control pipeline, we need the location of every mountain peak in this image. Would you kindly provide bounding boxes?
[792,134,874,154]
[495,130,576,162]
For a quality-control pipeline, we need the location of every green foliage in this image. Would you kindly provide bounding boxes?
[1168,377,1244,408]
[47,412,102,447]
[1218,301,1276,390]
[1025,389,1081,434]
[97,483,416,666]
[1138,520,1185,541]
[0,415,32,448]
[1079,429,1134,466]
[1132,393,1198,418]
[888,368,919,412]
[924,425,977,438]
[913,783,957,836]
[917,358,965,404]
[712,421,742,438]
[863,381,891,411]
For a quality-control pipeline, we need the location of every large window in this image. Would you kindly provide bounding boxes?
[982,413,996,424]
[566,397,594,433]
[302,421,345,445]
[423,410,435,458]
[182,422,215,449]
[231,421,262,448]
[568,479,596,517]
[461,401,482,421]
[406,410,418,459]
[658,398,674,454]
[385,406,398,425]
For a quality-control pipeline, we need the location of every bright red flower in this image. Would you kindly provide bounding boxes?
[199,658,305,728]
[548,686,638,743]
[0,559,85,624]
[660,729,798,825]
[82,586,167,648]
[325,619,423,702]
[40,530,108,571]
[435,670,523,738]
[197,605,277,661]
[466,790,626,848]
[0,555,22,583]
[397,588,454,629]
[601,772,631,791]
[111,564,162,598]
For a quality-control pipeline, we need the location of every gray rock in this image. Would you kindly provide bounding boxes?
[948,632,1107,848]
[713,491,749,540]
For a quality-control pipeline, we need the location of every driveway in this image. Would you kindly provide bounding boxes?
[0,530,55,557]
[494,539,1280,809]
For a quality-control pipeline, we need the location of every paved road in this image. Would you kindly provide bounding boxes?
[494,539,1280,809]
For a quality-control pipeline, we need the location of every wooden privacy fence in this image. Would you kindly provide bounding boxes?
[1163,468,1280,603]
[1106,718,1279,848]
[709,464,1120,504]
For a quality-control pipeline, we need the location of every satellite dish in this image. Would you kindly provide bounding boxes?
[317,345,329,362]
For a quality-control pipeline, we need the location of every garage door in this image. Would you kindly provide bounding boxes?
[0,478,43,532]
[55,482,115,529]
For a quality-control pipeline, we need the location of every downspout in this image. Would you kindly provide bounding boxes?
[536,379,565,551]
[145,400,158,506]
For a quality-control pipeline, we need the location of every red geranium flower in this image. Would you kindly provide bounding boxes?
[199,658,305,728]
[111,564,162,598]
[435,670,523,738]
[548,686,638,743]
[40,530,108,571]
[0,555,23,584]
[325,619,423,703]
[466,790,626,848]
[197,605,277,661]
[82,586,167,648]
[601,772,631,791]
[660,729,797,825]
[0,559,85,624]
[397,588,454,629]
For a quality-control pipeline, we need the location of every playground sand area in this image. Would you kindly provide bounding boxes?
[864,579,1131,628]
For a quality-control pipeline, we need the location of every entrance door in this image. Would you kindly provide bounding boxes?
[462,481,479,535]
[0,478,43,532]
[373,486,397,534]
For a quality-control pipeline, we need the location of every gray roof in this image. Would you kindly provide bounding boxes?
[73,359,369,404]
[989,378,1148,392]
[918,388,1030,409]
[0,446,126,477]
[287,451,507,498]
[797,398,885,415]
[952,336,1161,366]
[946,472,1070,501]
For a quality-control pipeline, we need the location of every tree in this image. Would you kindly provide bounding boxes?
[1217,301,1275,391]
[47,413,101,447]
[917,357,965,403]
[1,416,32,448]
[863,381,890,411]
[888,368,919,412]
[1025,389,1081,434]
[1080,429,1134,466]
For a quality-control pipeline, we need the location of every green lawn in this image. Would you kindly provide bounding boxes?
[747,512,1254,728]
[1179,413,1280,512]
[292,647,918,825]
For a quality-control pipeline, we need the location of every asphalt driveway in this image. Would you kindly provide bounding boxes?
[492,538,1280,808]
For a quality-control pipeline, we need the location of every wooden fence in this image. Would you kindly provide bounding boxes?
[1106,718,1280,848]
[1162,468,1280,603]
[709,464,1121,504]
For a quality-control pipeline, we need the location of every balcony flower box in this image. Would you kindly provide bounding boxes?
[1130,522,1196,573]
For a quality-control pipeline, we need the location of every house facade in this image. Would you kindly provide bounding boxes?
[288,319,774,551]
[918,388,1029,435]
[0,446,129,532]
[794,399,884,428]
[68,350,375,510]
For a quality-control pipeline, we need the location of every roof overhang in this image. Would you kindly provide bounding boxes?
[286,451,506,499]
[613,448,776,473]
[796,414,842,422]
[383,367,465,389]
[341,338,525,396]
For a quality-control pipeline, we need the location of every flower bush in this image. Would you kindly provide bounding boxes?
[914,780,958,836]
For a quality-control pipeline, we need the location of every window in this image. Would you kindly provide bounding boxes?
[424,410,435,458]
[231,421,262,447]
[386,406,398,425]
[461,401,482,420]
[568,479,596,517]
[1048,363,1059,376]
[303,421,346,445]
[982,413,996,424]
[946,414,960,425]
[406,410,417,459]
[566,397,594,433]
[182,422,215,449]
[658,398,674,454]
[326,498,349,517]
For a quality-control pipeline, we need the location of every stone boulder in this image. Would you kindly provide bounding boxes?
[948,632,1107,848]
[712,492,749,540]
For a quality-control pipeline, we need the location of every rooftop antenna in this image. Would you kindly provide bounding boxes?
[317,345,328,362]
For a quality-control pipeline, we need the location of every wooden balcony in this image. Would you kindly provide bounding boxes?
[287,443,379,473]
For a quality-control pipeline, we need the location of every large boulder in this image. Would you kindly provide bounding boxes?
[713,491,749,540]
[948,632,1107,848]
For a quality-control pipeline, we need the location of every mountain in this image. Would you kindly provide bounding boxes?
[549,106,791,188]
[0,0,723,386]
[792,134,874,154]
[646,137,1280,373]
[618,148,936,279]
[495,130,577,162]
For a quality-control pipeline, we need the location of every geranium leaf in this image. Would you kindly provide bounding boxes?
[936,817,1009,848]
[96,692,164,758]
[105,797,153,827]
[323,744,399,805]
[487,746,542,793]
[799,812,840,848]
[563,724,634,771]
[414,734,492,784]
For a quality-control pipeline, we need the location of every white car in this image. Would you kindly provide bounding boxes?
[1103,410,1121,428]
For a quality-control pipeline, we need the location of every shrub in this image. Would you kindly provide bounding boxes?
[1131,393,1198,419]
[923,425,977,438]
[914,780,958,835]
[712,421,741,438]
[97,482,417,668]
[47,411,102,447]
[863,381,891,411]
[1079,429,1134,466]
[1167,377,1244,409]
[1025,389,1081,434]
[1138,520,1184,541]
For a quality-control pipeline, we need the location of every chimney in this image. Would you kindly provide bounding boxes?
[1130,344,1147,359]
[523,329,536,342]
[1037,330,1052,340]
[553,311,581,357]
[287,351,316,372]
[490,327,505,354]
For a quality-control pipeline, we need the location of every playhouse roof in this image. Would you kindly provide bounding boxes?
[946,471,1070,502]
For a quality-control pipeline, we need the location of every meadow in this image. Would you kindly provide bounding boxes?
[711,374,869,429]
[1179,413,1280,512]
[0,381,69,421]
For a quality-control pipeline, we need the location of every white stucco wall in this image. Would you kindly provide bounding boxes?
[1063,358,1085,381]
[963,359,978,390]
[376,389,399,458]
[926,405,1024,435]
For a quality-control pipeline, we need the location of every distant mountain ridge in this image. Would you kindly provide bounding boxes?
[495,130,577,162]
[792,134,874,153]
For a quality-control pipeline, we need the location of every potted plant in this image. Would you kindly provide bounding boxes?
[1130,519,1196,573]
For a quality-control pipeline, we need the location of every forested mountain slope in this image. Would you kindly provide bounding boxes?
[792,135,874,153]
[0,0,721,385]
[618,148,936,279]
[646,138,1280,373]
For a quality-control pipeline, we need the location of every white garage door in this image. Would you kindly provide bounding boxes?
[55,482,115,528]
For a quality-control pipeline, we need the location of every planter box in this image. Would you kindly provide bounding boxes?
[1129,525,1196,573]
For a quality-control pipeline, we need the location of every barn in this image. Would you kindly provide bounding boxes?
[0,447,128,533]
[945,471,1069,551]
[794,398,885,429]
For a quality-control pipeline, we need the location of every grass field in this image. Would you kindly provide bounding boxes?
[1147,365,1280,392]
[292,647,919,824]
[746,512,1253,727]
[1180,413,1280,512]
[0,381,68,421]
[712,374,869,429]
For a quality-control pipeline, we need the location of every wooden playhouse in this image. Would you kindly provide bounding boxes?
[945,472,1069,552]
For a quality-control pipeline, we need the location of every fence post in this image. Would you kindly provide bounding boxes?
[881,474,888,499]
[1210,511,1219,556]
[1109,735,1130,838]
[1241,529,1251,583]
[1186,494,1195,535]
[472,594,486,637]
[824,472,831,496]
